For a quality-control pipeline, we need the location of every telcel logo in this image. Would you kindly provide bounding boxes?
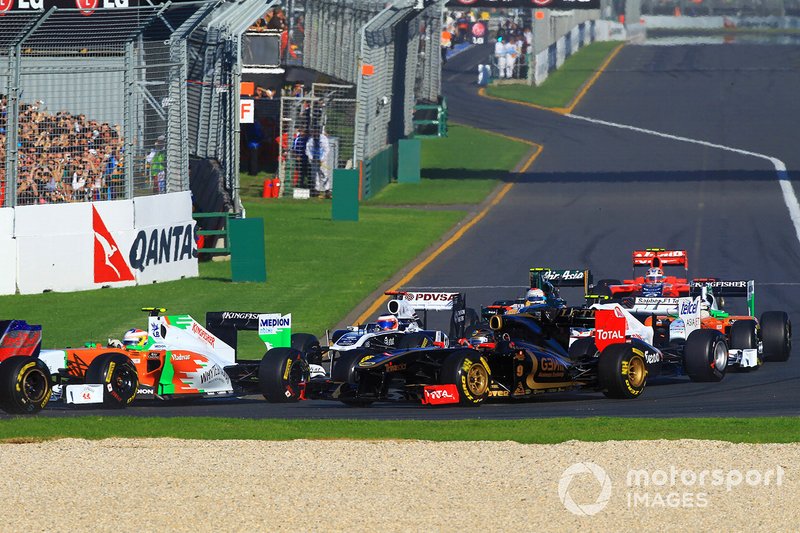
[680,301,698,315]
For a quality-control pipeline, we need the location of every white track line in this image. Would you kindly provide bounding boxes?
[566,113,800,246]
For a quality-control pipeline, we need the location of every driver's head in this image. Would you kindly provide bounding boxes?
[467,327,494,348]
[122,328,148,347]
[645,267,664,284]
[376,315,399,331]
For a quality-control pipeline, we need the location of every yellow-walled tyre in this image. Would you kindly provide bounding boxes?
[598,344,647,399]
[0,356,52,415]
[440,349,489,406]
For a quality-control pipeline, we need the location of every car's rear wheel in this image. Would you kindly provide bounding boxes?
[0,356,52,415]
[291,333,321,364]
[761,311,791,362]
[259,348,309,402]
[84,352,138,408]
[598,344,647,399]
[683,329,727,382]
[439,350,489,406]
[729,319,760,371]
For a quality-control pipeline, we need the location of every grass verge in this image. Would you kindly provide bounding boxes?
[0,202,463,353]
[0,417,797,443]
[485,41,623,109]
[367,124,530,205]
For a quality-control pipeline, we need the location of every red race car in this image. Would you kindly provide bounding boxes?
[593,249,691,299]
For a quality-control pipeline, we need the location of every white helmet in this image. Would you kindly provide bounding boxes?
[645,267,664,284]
[122,328,148,347]
[525,288,546,305]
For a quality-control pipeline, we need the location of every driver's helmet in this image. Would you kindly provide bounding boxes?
[700,298,711,319]
[376,315,399,331]
[645,267,664,284]
[467,327,494,348]
[525,288,547,306]
[122,328,148,347]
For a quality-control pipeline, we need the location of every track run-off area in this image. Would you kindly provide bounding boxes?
[21,38,800,420]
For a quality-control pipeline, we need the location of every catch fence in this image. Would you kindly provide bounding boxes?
[0,0,271,211]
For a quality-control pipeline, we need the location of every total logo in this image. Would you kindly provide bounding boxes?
[596,329,624,341]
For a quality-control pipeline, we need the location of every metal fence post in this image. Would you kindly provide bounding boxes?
[124,40,135,200]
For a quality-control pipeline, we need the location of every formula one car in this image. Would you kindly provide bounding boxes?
[325,291,471,357]
[690,279,791,362]
[617,279,791,368]
[592,249,691,299]
[480,268,590,321]
[0,308,306,414]
[258,307,651,406]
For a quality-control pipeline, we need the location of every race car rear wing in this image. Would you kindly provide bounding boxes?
[632,249,688,275]
[385,291,468,339]
[529,268,592,294]
[690,279,755,316]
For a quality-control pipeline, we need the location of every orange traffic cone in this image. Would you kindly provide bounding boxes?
[262,178,271,198]
[271,177,281,198]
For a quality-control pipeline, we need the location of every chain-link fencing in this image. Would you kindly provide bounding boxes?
[277,83,356,197]
[0,1,270,211]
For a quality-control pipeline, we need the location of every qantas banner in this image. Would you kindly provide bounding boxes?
[445,0,600,9]
[13,192,197,294]
[0,208,15,296]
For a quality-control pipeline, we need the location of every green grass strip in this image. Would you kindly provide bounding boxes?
[1,417,797,443]
[367,125,529,205]
[485,41,623,109]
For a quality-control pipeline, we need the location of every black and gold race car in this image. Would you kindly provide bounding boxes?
[258,307,661,407]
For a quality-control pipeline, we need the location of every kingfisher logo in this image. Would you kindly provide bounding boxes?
[93,206,135,284]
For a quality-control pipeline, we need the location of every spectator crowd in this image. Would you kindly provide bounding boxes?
[0,95,128,207]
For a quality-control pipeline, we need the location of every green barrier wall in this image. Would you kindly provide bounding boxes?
[397,139,421,184]
[229,218,267,282]
[332,169,359,221]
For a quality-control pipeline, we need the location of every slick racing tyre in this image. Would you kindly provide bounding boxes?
[439,349,489,406]
[760,311,791,362]
[330,349,369,384]
[397,332,434,349]
[729,319,760,371]
[0,356,52,415]
[85,352,138,408]
[291,333,322,364]
[598,344,647,399]
[683,329,728,382]
[568,337,598,362]
[259,348,309,402]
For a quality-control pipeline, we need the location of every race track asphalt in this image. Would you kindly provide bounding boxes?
[21,38,800,420]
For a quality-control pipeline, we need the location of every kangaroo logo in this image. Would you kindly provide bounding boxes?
[93,205,135,283]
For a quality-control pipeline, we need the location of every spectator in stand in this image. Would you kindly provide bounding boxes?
[146,135,166,194]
